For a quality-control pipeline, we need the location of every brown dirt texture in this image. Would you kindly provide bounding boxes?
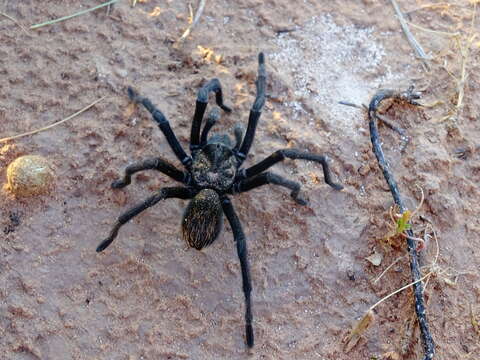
[1,1,479,359]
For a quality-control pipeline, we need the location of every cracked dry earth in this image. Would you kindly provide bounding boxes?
[1,1,479,359]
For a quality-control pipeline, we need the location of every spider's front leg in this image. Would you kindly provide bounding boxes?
[236,53,266,163]
[191,79,232,151]
[127,87,192,167]
[199,107,221,146]
[221,196,254,348]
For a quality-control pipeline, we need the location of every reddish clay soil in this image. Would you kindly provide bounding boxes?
[1,1,479,359]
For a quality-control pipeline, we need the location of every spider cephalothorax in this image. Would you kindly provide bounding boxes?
[190,141,238,191]
[97,53,343,348]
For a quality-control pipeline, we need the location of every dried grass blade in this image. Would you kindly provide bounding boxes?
[30,0,118,29]
[0,96,106,143]
[0,12,29,33]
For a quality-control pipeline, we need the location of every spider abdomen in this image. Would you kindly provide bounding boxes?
[182,189,223,250]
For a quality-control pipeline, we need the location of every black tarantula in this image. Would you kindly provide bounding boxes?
[97,53,343,347]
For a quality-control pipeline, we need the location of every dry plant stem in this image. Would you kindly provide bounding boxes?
[175,0,206,47]
[404,2,456,15]
[370,272,432,312]
[368,88,435,359]
[0,12,29,33]
[338,101,366,110]
[30,0,118,29]
[421,225,440,290]
[456,37,468,112]
[410,185,425,219]
[470,304,480,337]
[373,254,406,284]
[406,21,460,38]
[0,96,106,143]
[456,2,477,112]
[390,0,431,71]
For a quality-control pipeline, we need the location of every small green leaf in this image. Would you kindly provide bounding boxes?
[396,210,412,234]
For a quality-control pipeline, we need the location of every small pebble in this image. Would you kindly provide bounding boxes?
[6,155,54,196]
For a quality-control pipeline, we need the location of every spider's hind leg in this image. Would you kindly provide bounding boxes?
[221,196,255,347]
[96,187,193,252]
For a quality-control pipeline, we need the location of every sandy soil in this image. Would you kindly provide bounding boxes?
[1,1,479,359]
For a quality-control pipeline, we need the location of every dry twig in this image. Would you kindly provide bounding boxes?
[174,0,206,48]
[367,88,435,359]
[390,0,431,71]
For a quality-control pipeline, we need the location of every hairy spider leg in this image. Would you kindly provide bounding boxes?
[240,149,343,191]
[127,87,192,167]
[200,107,221,145]
[111,157,189,189]
[221,196,254,348]
[237,53,266,162]
[233,123,245,151]
[191,79,232,151]
[96,187,193,252]
[231,171,308,205]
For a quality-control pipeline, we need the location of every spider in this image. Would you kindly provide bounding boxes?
[96,53,343,347]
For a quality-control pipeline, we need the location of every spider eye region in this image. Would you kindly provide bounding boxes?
[191,143,237,191]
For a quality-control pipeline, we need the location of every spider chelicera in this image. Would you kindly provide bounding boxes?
[97,53,343,347]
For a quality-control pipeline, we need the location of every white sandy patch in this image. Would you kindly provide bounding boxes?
[270,14,401,139]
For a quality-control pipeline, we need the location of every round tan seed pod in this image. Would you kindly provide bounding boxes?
[6,155,54,196]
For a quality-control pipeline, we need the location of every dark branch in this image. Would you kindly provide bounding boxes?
[368,87,435,360]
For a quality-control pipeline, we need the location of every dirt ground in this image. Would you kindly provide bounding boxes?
[1,1,479,359]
